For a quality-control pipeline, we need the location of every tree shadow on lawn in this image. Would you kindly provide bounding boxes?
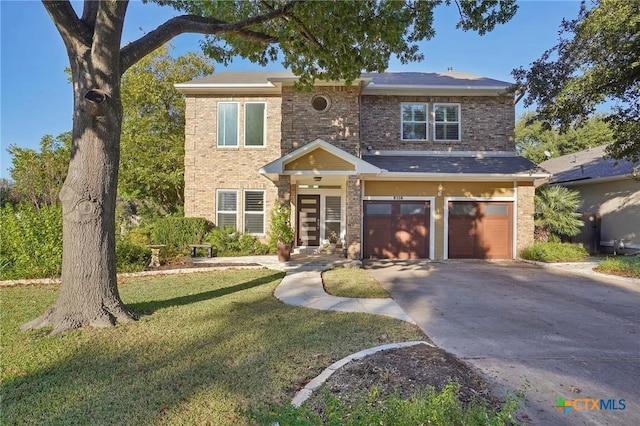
[3,273,423,425]
[127,272,284,314]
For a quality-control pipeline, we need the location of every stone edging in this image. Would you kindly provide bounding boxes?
[291,340,434,407]
[0,265,266,287]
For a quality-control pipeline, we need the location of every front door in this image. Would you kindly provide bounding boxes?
[297,195,320,246]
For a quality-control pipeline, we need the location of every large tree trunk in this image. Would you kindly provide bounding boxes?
[22,1,134,334]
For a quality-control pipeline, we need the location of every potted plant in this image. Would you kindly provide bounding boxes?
[269,202,295,261]
[327,230,339,254]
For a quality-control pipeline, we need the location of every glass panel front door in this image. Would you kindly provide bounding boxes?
[297,195,320,246]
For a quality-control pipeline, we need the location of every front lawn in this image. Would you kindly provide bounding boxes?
[322,267,390,298]
[595,256,640,279]
[1,269,425,425]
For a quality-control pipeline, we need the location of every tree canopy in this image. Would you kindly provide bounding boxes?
[119,45,213,214]
[515,112,613,164]
[8,132,71,210]
[513,0,640,162]
[155,0,517,86]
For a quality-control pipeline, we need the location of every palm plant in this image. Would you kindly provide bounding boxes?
[534,185,583,242]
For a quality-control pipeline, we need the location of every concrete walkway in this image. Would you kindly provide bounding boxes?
[193,253,416,323]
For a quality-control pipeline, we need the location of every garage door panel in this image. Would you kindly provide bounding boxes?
[449,202,512,259]
[448,216,476,258]
[364,201,430,259]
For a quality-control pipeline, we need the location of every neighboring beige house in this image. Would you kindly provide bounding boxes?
[175,71,547,260]
[540,145,640,254]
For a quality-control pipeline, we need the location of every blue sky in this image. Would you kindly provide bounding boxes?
[0,1,583,179]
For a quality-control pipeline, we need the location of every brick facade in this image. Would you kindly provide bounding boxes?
[345,175,362,259]
[516,182,536,253]
[183,95,282,235]
[360,95,514,151]
[181,75,537,259]
[281,86,361,156]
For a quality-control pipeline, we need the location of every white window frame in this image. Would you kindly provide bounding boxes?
[244,102,266,148]
[433,103,461,142]
[216,189,238,230]
[401,102,429,141]
[217,102,239,147]
[243,189,265,235]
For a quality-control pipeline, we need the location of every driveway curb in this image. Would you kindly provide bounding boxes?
[291,341,434,407]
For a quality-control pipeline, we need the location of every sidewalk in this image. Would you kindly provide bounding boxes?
[196,253,416,323]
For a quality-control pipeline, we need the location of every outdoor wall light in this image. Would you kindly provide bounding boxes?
[437,183,443,197]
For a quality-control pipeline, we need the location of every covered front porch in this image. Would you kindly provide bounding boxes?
[260,139,381,259]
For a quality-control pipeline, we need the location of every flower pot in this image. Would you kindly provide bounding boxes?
[277,242,291,261]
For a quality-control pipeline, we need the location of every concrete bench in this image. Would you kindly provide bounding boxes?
[189,244,213,258]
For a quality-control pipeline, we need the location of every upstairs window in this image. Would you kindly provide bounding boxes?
[217,102,238,147]
[401,103,428,141]
[434,104,460,141]
[245,102,266,147]
[217,190,237,230]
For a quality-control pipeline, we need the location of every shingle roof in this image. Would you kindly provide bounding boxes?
[539,145,638,184]
[362,154,543,175]
[177,71,295,86]
[177,71,512,88]
[362,72,511,88]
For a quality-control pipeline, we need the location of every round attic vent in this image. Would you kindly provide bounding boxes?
[311,95,330,112]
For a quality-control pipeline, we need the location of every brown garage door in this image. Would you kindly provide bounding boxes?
[363,201,430,259]
[448,201,513,259]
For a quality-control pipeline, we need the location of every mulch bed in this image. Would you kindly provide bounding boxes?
[306,344,502,417]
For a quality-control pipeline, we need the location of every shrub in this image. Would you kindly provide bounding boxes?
[126,224,154,247]
[151,217,213,253]
[520,242,589,262]
[268,202,294,248]
[595,256,640,278]
[0,203,62,279]
[534,185,583,242]
[115,238,151,273]
[207,227,271,257]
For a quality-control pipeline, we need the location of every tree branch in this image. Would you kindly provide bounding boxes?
[261,0,323,50]
[81,0,99,30]
[120,1,300,73]
[42,0,93,49]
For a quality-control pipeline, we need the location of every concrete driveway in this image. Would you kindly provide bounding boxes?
[365,260,640,426]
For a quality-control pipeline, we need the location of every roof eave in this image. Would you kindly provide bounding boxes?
[551,174,635,186]
[365,172,549,181]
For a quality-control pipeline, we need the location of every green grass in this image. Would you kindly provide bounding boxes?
[519,242,589,262]
[322,267,390,298]
[595,256,640,279]
[253,383,523,425]
[1,269,425,425]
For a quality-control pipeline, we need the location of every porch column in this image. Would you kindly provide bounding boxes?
[346,175,362,259]
[277,175,291,202]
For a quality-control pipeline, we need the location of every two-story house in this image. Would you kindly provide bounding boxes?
[175,71,547,260]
